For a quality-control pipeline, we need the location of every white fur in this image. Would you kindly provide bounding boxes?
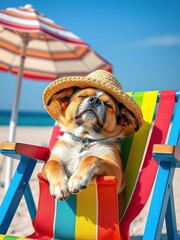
[52,133,118,176]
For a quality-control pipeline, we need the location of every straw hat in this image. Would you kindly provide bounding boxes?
[43,69,144,136]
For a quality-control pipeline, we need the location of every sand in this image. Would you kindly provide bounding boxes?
[0,126,179,239]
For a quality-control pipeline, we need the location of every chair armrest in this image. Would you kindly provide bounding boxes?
[0,142,50,162]
[153,144,180,167]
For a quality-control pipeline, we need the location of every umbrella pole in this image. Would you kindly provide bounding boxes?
[5,34,29,190]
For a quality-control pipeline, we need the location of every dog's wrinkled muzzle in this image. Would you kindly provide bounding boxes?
[75,96,105,131]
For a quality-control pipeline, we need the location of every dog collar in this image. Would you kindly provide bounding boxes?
[68,132,120,153]
[68,132,99,153]
[68,132,99,144]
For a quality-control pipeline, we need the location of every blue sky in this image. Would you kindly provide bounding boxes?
[0,0,180,112]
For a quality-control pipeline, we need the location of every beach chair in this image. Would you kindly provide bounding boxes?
[0,90,179,240]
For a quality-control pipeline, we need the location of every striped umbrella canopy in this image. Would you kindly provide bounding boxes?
[0,4,112,79]
[0,4,112,188]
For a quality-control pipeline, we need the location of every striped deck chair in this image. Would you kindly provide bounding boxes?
[0,90,179,240]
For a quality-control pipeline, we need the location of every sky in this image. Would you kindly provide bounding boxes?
[0,0,180,112]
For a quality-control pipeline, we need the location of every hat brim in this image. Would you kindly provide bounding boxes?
[43,75,144,135]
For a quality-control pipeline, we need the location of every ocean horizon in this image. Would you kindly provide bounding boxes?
[0,110,54,126]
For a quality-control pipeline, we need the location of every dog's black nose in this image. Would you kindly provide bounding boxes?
[89,97,101,107]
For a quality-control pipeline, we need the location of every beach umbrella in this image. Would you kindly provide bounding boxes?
[0,4,112,188]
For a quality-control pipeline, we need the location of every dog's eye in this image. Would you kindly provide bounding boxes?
[78,95,86,99]
[104,102,113,109]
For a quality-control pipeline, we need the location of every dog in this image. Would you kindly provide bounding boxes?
[42,85,140,217]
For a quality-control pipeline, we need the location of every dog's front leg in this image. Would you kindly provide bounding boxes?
[68,156,122,194]
[42,160,70,200]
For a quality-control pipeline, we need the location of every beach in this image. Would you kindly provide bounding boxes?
[0,126,179,239]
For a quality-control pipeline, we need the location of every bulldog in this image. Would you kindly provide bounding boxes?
[42,70,144,217]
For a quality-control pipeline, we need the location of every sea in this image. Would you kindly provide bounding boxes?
[0,110,54,126]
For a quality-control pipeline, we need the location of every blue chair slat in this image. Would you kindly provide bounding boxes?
[0,157,36,234]
[143,91,180,240]
[24,184,36,221]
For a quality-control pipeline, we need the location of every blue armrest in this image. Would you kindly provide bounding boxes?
[153,144,180,167]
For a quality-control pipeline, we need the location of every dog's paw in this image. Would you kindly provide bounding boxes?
[68,173,90,194]
[49,177,70,201]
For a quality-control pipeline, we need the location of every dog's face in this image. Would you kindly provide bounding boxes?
[48,87,139,139]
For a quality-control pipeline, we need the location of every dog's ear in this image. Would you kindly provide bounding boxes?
[117,103,139,132]
[47,87,78,110]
